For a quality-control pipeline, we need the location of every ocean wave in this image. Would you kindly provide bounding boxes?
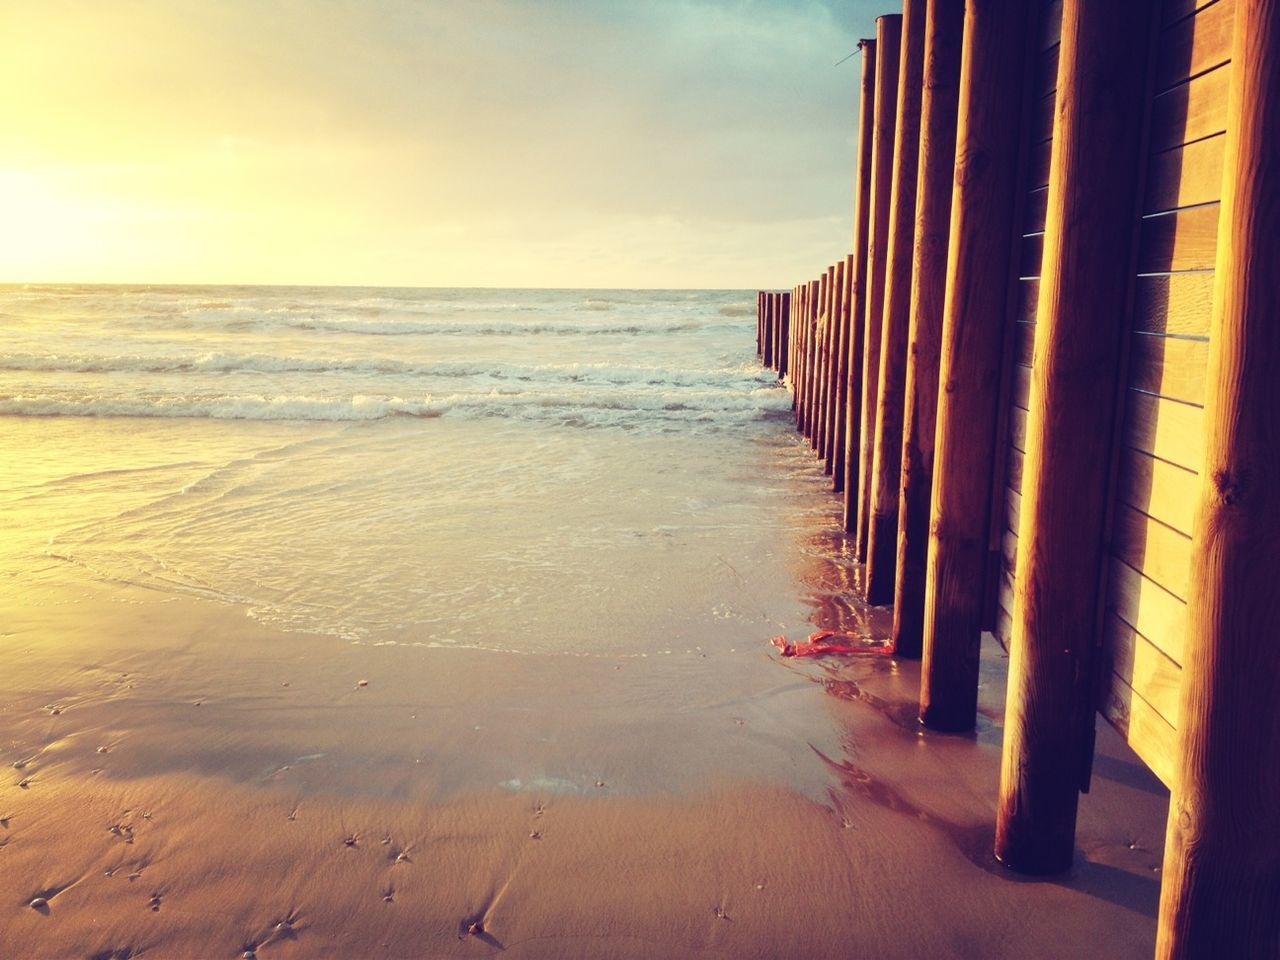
[0,393,449,422]
[0,383,791,426]
[0,351,779,390]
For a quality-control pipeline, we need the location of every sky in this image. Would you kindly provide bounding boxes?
[1,0,882,289]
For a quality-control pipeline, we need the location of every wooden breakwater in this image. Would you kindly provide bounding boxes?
[754,1,1279,957]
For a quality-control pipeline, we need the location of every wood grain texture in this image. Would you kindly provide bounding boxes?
[1129,332,1210,405]
[918,0,1037,732]
[894,0,964,657]
[1123,391,1205,469]
[823,262,843,473]
[866,0,927,606]
[1146,134,1226,213]
[843,42,878,526]
[1133,272,1215,336]
[1137,203,1221,272]
[1158,2,1280,954]
[856,15,903,561]
[996,0,1159,875]
[1112,503,1194,598]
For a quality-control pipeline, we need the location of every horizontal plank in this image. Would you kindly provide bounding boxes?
[1132,272,1215,337]
[1155,0,1235,92]
[1111,503,1194,599]
[1105,611,1183,727]
[994,606,1013,652]
[1129,332,1210,405]
[1123,391,1204,470]
[1037,44,1060,97]
[1009,406,1028,455]
[1017,279,1041,325]
[1100,668,1178,788]
[1145,133,1226,214]
[1108,558,1187,665]
[1006,447,1025,495]
[1116,450,1200,536]
[1002,526,1018,575]
[1015,321,1036,366]
[1163,0,1224,28]
[1149,62,1231,152]
[1028,138,1052,192]
[1137,203,1220,273]
[1020,233,1045,279]
[1012,363,1031,410]
[1032,92,1055,144]
[1025,187,1049,233]
[1040,0,1062,51]
[1007,485,1022,537]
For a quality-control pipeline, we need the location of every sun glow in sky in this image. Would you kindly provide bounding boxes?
[2,1,877,288]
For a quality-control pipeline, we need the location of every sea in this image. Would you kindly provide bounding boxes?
[0,285,825,656]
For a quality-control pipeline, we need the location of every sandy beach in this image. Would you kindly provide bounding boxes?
[1,503,1169,959]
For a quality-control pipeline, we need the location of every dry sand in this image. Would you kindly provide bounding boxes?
[0,546,1169,959]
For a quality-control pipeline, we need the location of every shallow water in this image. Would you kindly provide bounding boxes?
[0,285,823,653]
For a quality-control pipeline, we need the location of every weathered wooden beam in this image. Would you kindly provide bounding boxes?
[866,0,927,605]
[891,0,964,656]
[856,14,903,561]
[763,292,775,369]
[757,290,764,359]
[777,290,790,379]
[821,263,838,471]
[843,40,878,527]
[920,0,1037,732]
[833,252,854,494]
[1157,1,1280,954]
[825,259,845,476]
[995,0,1159,874]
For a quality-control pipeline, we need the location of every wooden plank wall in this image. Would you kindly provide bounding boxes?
[993,0,1061,649]
[1098,0,1235,787]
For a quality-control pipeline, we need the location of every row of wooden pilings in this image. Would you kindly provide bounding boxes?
[755,1,1278,957]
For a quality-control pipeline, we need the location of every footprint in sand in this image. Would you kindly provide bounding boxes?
[148,894,162,912]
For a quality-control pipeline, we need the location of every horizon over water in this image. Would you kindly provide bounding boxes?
[1,284,822,657]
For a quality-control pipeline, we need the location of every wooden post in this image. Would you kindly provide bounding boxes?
[821,263,838,471]
[806,278,821,439]
[757,291,764,359]
[891,0,964,656]
[832,253,853,493]
[918,0,1038,732]
[812,271,829,451]
[773,289,783,378]
[856,14,902,561]
[797,283,811,434]
[824,261,844,475]
[1157,2,1280,954]
[865,0,926,605]
[763,292,775,369]
[791,285,801,410]
[995,0,1158,874]
[843,40,878,527]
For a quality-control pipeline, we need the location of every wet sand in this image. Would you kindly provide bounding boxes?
[0,551,1169,959]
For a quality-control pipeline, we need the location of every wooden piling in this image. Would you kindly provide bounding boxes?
[791,285,801,409]
[918,0,1039,732]
[797,283,810,433]
[891,0,964,656]
[831,253,853,493]
[995,0,1159,874]
[843,40,878,527]
[812,271,829,451]
[821,263,838,472]
[763,292,775,369]
[806,278,821,439]
[756,291,764,359]
[1157,2,1280,954]
[855,14,903,561]
[865,0,926,606]
[773,288,783,378]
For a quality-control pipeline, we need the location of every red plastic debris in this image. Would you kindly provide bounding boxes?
[770,630,890,658]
